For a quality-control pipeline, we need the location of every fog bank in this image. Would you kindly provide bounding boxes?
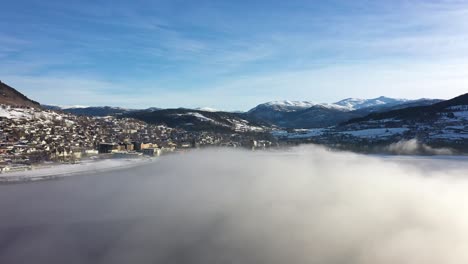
[386,139,454,155]
[1,146,468,264]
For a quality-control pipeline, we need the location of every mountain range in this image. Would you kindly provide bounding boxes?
[43,106,143,117]
[345,93,468,124]
[43,97,440,129]
[246,97,442,128]
[124,109,268,133]
[0,80,463,133]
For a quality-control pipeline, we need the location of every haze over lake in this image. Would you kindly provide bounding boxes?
[2,147,468,264]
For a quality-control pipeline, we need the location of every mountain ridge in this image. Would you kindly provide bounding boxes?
[345,93,468,124]
[0,81,450,130]
[0,81,41,109]
[247,97,442,128]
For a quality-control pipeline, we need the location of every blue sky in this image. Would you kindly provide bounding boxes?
[1,0,468,110]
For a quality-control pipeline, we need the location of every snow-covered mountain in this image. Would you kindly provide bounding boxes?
[194,107,219,112]
[60,105,91,109]
[256,101,317,112]
[247,97,442,128]
[334,96,410,110]
[346,93,468,124]
[273,93,468,153]
[249,97,423,114]
[249,100,349,113]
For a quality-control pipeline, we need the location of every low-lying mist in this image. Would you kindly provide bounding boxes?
[386,139,454,155]
[1,146,468,264]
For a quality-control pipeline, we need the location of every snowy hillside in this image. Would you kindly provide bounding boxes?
[0,105,70,121]
[250,100,350,112]
[250,101,317,112]
[251,97,416,113]
[180,111,264,132]
[334,96,410,110]
[126,108,268,133]
[272,93,468,152]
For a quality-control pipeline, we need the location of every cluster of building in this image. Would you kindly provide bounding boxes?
[0,105,275,173]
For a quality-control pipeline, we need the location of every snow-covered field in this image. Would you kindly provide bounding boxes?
[0,107,33,119]
[0,105,74,121]
[0,158,155,183]
[174,112,264,132]
[272,128,326,138]
[272,127,410,140]
[339,127,409,138]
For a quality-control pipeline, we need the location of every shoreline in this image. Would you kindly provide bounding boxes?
[3,150,468,184]
[0,157,157,183]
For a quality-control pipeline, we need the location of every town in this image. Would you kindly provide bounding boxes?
[0,105,276,173]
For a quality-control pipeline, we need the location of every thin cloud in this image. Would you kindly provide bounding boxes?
[2,1,468,109]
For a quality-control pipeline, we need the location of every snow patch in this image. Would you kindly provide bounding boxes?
[340,128,409,138]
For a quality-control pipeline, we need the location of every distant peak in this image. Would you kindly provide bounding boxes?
[195,107,219,112]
